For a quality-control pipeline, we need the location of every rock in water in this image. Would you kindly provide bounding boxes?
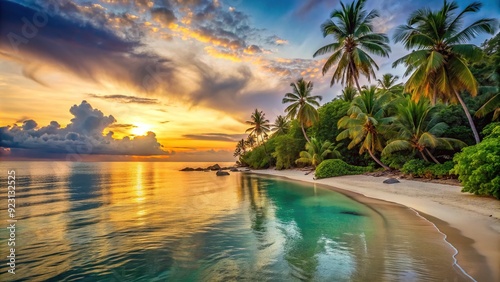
[216,170,230,176]
[229,167,239,172]
[383,178,400,184]
[208,164,221,171]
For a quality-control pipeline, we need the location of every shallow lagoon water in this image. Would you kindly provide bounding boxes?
[0,162,470,281]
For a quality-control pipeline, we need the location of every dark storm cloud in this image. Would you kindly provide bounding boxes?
[182,133,248,142]
[0,101,170,157]
[87,94,160,104]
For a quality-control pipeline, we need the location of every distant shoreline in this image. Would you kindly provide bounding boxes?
[247,169,500,282]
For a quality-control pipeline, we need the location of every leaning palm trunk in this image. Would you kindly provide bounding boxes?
[425,148,441,164]
[368,149,390,170]
[300,122,311,143]
[450,85,480,144]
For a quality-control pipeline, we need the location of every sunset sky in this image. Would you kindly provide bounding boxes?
[0,0,498,161]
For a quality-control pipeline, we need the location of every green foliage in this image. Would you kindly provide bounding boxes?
[315,159,369,179]
[401,159,456,179]
[273,135,303,170]
[452,125,500,199]
[381,153,416,170]
[401,159,428,177]
[295,138,341,167]
[242,138,278,169]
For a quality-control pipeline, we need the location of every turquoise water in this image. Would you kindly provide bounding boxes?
[0,162,468,281]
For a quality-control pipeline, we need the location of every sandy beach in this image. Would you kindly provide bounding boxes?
[248,169,500,282]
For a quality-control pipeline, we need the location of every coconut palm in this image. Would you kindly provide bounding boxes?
[272,115,290,136]
[313,0,391,92]
[383,98,467,163]
[393,0,497,144]
[337,86,393,170]
[234,139,247,159]
[245,109,270,148]
[377,73,404,95]
[282,78,322,142]
[339,86,358,102]
[296,138,341,168]
[476,93,500,120]
[245,135,256,149]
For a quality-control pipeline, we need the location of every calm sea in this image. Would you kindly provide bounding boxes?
[0,162,470,281]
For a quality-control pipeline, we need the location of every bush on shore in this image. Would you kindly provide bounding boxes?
[401,159,456,179]
[452,124,500,199]
[315,159,368,179]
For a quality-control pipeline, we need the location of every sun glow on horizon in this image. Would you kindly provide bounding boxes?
[131,122,153,136]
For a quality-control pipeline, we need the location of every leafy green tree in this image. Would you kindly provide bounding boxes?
[313,0,390,92]
[296,138,341,168]
[282,78,322,143]
[271,115,291,136]
[393,0,497,144]
[383,98,466,163]
[272,135,303,170]
[452,124,500,199]
[245,109,271,152]
[337,86,393,170]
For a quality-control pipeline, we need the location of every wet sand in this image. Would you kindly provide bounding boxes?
[248,169,500,282]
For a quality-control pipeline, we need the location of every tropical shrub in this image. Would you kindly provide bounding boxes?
[273,135,302,170]
[401,159,428,177]
[296,138,340,168]
[452,125,500,199]
[381,153,416,170]
[315,159,368,179]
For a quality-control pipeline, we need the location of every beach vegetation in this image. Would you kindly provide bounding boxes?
[315,159,369,179]
[295,138,341,168]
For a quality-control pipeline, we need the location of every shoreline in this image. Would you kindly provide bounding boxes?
[247,169,500,282]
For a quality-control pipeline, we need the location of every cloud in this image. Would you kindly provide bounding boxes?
[151,7,177,26]
[182,133,248,142]
[266,35,288,45]
[0,1,177,95]
[0,101,170,157]
[87,93,160,104]
[107,123,137,129]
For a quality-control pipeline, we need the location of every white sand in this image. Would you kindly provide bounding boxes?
[248,169,500,281]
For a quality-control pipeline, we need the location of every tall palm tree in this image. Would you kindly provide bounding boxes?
[245,109,270,149]
[296,138,341,168]
[313,0,391,93]
[339,86,358,102]
[282,78,322,142]
[383,98,466,163]
[337,86,393,170]
[272,115,290,136]
[392,0,497,144]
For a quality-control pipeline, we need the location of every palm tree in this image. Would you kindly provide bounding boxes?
[377,73,404,95]
[245,109,270,150]
[245,135,256,149]
[339,86,358,102]
[272,115,290,136]
[234,139,247,159]
[337,86,393,170]
[296,138,341,168]
[282,78,322,142]
[476,93,500,120]
[393,0,497,144]
[313,0,391,93]
[383,98,466,163]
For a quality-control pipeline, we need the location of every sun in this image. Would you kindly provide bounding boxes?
[131,123,152,136]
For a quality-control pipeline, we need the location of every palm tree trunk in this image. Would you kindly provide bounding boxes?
[419,150,430,162]
[301,122,311,143]
[353,70,363,94]
[452,87,481,144]
[260,134,268,154]
[368,149,390,170]
[425,148,441,164]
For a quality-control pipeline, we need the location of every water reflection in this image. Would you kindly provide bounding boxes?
[0,162,470,281]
